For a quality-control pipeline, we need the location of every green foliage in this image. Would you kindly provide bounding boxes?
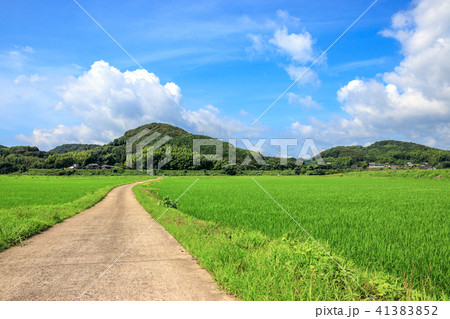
[332,156,352,169]
[436,161,450,169]
[0,161,24,174]
[321,140,450,166]
[20,168,147,176]
[158,195,177,208]
[50,143,101,154]
[141,176,449,300]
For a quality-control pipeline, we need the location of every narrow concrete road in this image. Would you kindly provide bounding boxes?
[0,180,233,301]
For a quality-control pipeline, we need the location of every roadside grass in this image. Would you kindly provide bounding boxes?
[0,175,152,251]
[134,179,442,301]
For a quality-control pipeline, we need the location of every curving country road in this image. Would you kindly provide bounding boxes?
[0,180,233,301]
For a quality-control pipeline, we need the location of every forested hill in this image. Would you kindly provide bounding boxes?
[50,144,101,154]
[0,123,259,173]
[108,123,257,169]
[320,140,450,166]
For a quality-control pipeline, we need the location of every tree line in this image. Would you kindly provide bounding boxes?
[1,124,449,175]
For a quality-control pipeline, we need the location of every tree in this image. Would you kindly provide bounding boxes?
[332,156,352,169]
[0,161,20,174]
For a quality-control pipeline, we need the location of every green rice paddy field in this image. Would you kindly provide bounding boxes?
[0,175,151,251]
[135,175,449,300]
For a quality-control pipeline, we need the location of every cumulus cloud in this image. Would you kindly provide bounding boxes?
[294,0,450,149]
[53,60,186,140]
[18,60,261,149]
[270,27,315,64]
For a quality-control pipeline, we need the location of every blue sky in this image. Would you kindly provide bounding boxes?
[1,0,449,154]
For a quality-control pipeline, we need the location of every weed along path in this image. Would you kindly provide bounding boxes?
[0,179,232,301]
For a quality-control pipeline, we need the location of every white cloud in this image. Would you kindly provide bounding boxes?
[21,46,35,54]
[332,57,387,73]
[203,104,219,113]
[291,121,313,136]
[17,124,99,151]
[287,93,322,109]
[14,74,46,84]
[187,107,262,138]
[269,27,315,64]
[55,60,185,135]
[269,22,321,86]
[18,60,262,149]
[246,34,266,55]
[244,11,320,86]
[0,46,35,70]
[294,0,450,149]
[276,9,300,26]
[284,65,320,86]
[239,109,251,116]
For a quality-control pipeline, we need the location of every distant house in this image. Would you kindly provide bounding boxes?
[390,165,398,170]
[368,162,385,169]
[86,163,100,169]
[67,164,79,169]
[406,162,414,167]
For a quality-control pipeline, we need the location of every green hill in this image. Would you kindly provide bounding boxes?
[50,144,102,154]
[103,122,258,171]
[320,140,450,167]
